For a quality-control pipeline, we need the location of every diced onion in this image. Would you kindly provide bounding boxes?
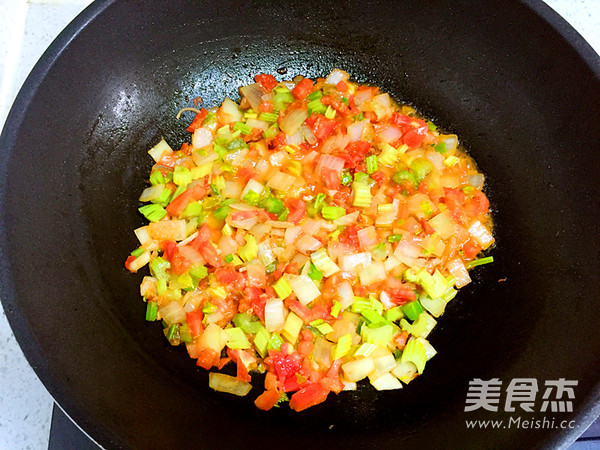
[148,220,187,241]
[357,226,378,249]
[359,261,387,285]
[240,179,265,199]
[209,373,252,396]
[288,274,321,305]
[447,257,472,288]
[264,298,286,332]
[378,125,402,144]
[325,68,349,86]
[468,174,485,190]
[266,171,296,192]
[219,98,243,123]
[134,226,150,245]
[468,220,494,249]
[139,185,165,202]
[192,127,213,149]
[342,357,375,382]
[239,83,267,112]
[337,281,354,309]
[339,252,372,273]
[347,120,367,142]
[334,211,359,226]
[159,301,186,326]
[280,108,308,136]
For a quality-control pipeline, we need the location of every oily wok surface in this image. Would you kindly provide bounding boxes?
[1,0,599,448]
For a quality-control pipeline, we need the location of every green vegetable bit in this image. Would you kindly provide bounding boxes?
[139,204,167,222]
[145,302,158,321]
[402,301,424,321]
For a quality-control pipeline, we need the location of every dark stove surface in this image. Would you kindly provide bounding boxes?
[48,403,600,449]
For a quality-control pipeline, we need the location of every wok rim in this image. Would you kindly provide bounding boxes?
[0,0,599,448]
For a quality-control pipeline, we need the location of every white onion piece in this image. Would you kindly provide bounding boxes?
[246,263,266,288]
[334,211,359,226]
[286,129,304,146]
[468,220,494,249]
[245,118,269,131]
[337,280,355,309]
[357,226,378,249]
[353,88,373,106]
[426,151,445,170]
[301,218,321,236]
[223,180,242,198]
[177,245,206,265]
[316,154,345,176]
[218,235,239,255]
[209,373,252,397]
[379,291,395,309]
[325,68,349,85]
[192,127,213,149]
[284,226,302,245]
[288,274,321,305]
[269,150,288,167]
[231,216,259,230]
[159,301,186,326]
[359,261,387,285]
[378,125,402,143]
[148,220,187,241]
[447,257,471,288]
[339,252,372,272]
[265,298,286,332]
[219,98,243,123]
[267,171,296,192]
[468,174,485,190]
[394,239,422,267]
[239,83,267,112]
[280,108,308,136]
[258,242,276,266]
[134,226,150,245]
[347,120,368,142]
[255,158,270,176]
[300,125,317,145]
[192,149,219,167]
[240,179,264,199]
[295,234,323,254]
[321,131,350,155]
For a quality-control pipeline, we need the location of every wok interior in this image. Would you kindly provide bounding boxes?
[2,0,599,448]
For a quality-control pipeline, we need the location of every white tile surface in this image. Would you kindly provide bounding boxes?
[0,1,598,449]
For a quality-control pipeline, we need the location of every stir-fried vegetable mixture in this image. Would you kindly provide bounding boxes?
[126,69,494,412]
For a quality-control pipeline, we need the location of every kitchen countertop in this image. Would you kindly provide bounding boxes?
[1,1,599,448]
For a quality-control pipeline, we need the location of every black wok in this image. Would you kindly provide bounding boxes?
[1,0,599,448]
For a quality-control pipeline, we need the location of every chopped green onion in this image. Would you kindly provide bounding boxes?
[410,158,434,183]
[149,170,167,185]
[433,142,447,154]
[388,234,402,243]
[238,235,258,262]
[189,265,208,281]
[213,143,227,159]
[324,105,336,119]
[427,121,437,132]
[151,186,172,206]
[173,166,192,187]
[254,326,271,357]
[267,333,284,351]
[225,327,251,349]
[402,301,424,321]
[307,90,323,101]
[259,112,279,123]
[392,170,417,187]
[243,190,260,206]
[233,313,263,334]
[179,323,192,343]
[307,263,323,284]
[145,302,158,321]
[272,275,293,299]
[332,334,352,360]
[166,324,179,340]
[272,90,294,111]
[149,256,170,280]
[465,256,494,269]
[277,207,289,221]
[213,205,230,221]
[307,98,327,115]
[259,196,285,214]
[341,97,349,106]
[182,201,203,218]
[227,138,248,151]
[365,155,378,174]
[130,247,145,257]
[224,254,234,264]
[330,300,342,318]
[202,302,217,314]
[357,113,364,121]
[340,170,353,186]
[139,204,167,222]
[233,121,252,135]
[265,262,276,274]
[321,205,346,221]
[384,305,404,322]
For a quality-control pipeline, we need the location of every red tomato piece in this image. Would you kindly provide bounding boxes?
[403,125,428,148]
[157,153,177,168]
[289,383,330,412]
[196,348,219,370]
[321,167,341,190]
[254,390,280,411]
[186,310,204,337]
[254,73,278,92]
[124,255,137,272]
[160,240,178,261]
[236,167,258,184]
[336,80,348,92]
[292,78,314,100]
[338,225,360,249]
[258,101,274,113]
[462,240,481,259]
[171,253,192,275]
[231,210,260,221]
[309,115,338,141]
[394,331,409,350]
[191,238,222,267]
[166,188,193,217]
[186,108,208,133]
[214,267,246,289]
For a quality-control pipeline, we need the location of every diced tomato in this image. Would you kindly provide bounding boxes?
[171,253,192,275]
[443,187,466,210]
[196,223,212,242]
[186,310,204,337]
[292,78,314,100]
[330,98,351,116]
[254,73,278,92]
[179,142,191,155]
[160,240,178,261]
[420,218,436,235]
[321,167,341,190]
[298,339,314,357]
[253,290,267,320]
[285,299,313,323]
[266,350,302,383]
[336,80,348,92]
[255,390,280,411]
[191,183,209,201]
[272,131,287,150]
[227,349,252,382]
[165,188,193,217]
[462,240,481,259]
[157,153,177,168]
[390,112,413,127]
[342,140,371,168]
[394,331,409,350]
[236,167,258,185]
[258,101,274,113]
[403,125,428,148]
[196,348,219,370]
[370,170,387,185]
[309,115,338,141]
[124,255,137,272]
[231,210,260,221]
[186,108,208,133]
[464,190,490,218]
[217,357,231,370]
[331,187,351,206]
[338,225,360,249]
[289,383,330,412]
[285,198,306,225]
[191,238,222,267]
[214,267,246,289]
[319,375,343,395]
